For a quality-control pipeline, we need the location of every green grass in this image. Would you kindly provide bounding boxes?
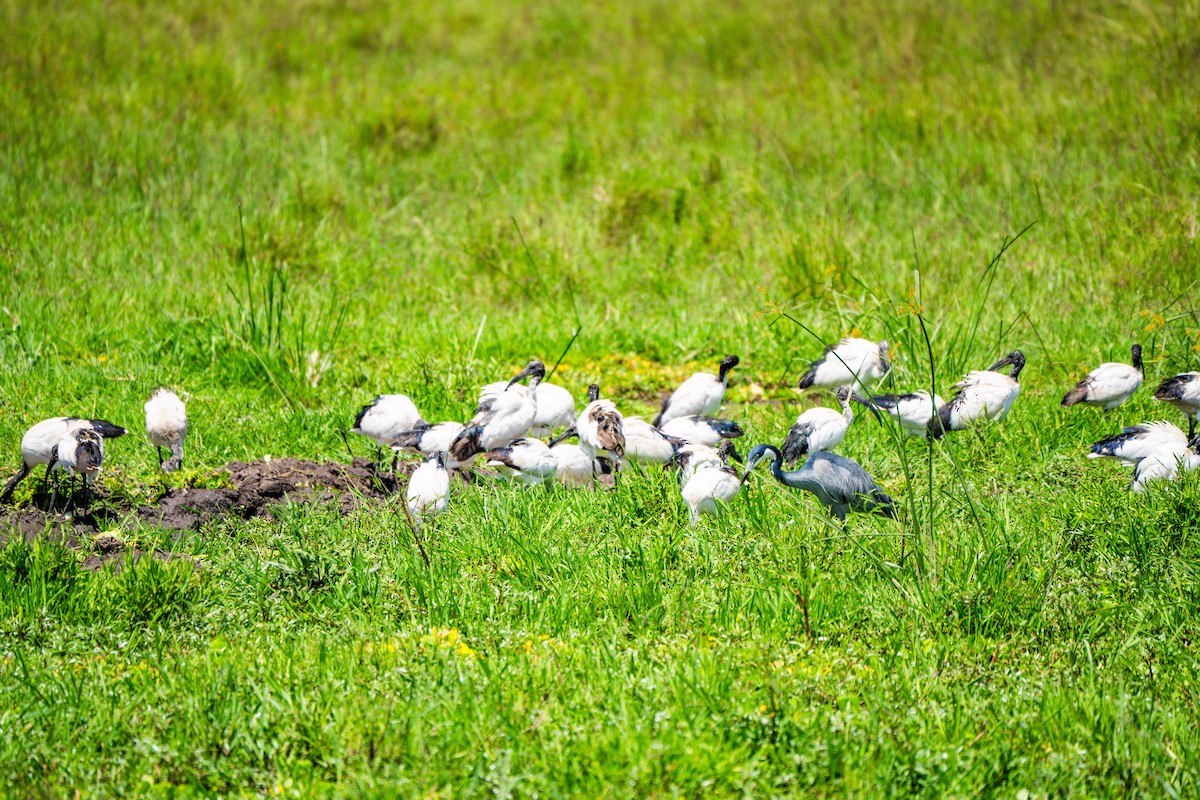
[3,0,1200,795]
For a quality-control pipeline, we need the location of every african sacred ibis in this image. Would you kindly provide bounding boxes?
[1089,421,1200,491]
[145,388,187,472]
[576,383,626,468]
[868,390,946,438]
[622,419,686,465]
[352,394,423,477]
[1154,372,1200,440]
[742,444,895,522]
[1062,344,1143,410]
[929,351,1025,438]
[484,438,558,486]
[406,451,450,525]
[781,387,877,463]
[550,440,596,488]
[680,461,743,522]
[1,417,126,505]
[450,359,544,462]
[389,422,470,471]
[660,415,743,448]
[653,355,739,427]
[674,439,742,484]
[50,427,106,513]
[480,379,574,437]
[798,338,890,391]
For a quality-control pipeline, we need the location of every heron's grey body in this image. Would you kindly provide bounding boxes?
[744,444,894,521]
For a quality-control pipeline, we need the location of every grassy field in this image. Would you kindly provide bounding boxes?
[3,0,1200,795]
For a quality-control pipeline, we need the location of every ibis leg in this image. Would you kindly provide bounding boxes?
[0,461,30,504]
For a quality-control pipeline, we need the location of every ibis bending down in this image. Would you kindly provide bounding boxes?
[406,451,450,525]
[1,417,126,505]
[799,338,890,391]
[622,419,686,465]
[389,422,470,471]
[680,461,743,522]
[654,355,740,427]
[1089,421,1200,491]
[1154,372,1200,440]
[480,379,574,437]
[674,439,742,484]
[51,427,106,513]
[451,359,544,463]
[484,438,558,486]
[1062,344,1143,410]
[145,388,188,472]
[550,440,596,488]
[353,394,423,478]
[660,415,744,448]
[742,444,895,521]
[930,350,1025,438]
[781,387,877,463]
[868,390,946,438]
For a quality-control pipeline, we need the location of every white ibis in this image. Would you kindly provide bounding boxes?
[480,379,574,436]
[550,441,596,488]
[674,439,743,484]
[798,338,889,391]
[389,422,470,471]
[450,359,544,462]
[1089,421,1200,491]
[406,451,450,524]
[576,383,625,468]
[781,387,877,463]
[352,394,423,477]
[622,418,686,465]
[653,355,739,427]
[484,438,558,486]
[868,390,946,438]
[1062,344,1143,410]
[145,388,188,472]
[660,415,744,448]
[1154,372,1200,440]
[930,351,1025,438]
[680,461,743,522]
[742,444,895,522]
[1,417,126,505]
[51,427,106,513]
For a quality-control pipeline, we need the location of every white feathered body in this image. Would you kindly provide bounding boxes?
[1066,362,1142,410]
[943,371,1021,429]
[1089,421,1189,467]
[486,438,558,486]
[54,429,105,487]
[801,338,888,389]
[873,391,945,437]
[788,407,849,454]
[550,443,595,487]
[657,373,725,426]
[622,419,678,463]
[353,394,423,448]
[681,462,741,521]
[480,380,572,436]
[407,455,450,521]
[145,389,188,449]
[1132,449,1200,492]
[391,422,470,470]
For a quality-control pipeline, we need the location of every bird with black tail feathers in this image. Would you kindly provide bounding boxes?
[1062,344,1143,410]
[660,415,744,448]
[1,417,126,506]
[352,394,423,480]
[389,421,470,471]
[654,354,739,427]
[450,359,545,463]
[742,444,895,522]
[869,390,946,438]
[929,351,1025,439]
[798,338,889,391]
[1154,372,1200,440]
[781,387,879,464]
[484,438,559,486]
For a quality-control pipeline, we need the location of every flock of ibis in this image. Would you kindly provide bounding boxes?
[2,337,1199,528]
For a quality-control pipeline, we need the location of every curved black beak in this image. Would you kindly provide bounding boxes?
[987,353,1015,371]
[851,392,883,423]
[547,426,578,447]
[719,354,740,383]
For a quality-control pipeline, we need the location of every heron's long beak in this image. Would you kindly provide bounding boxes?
[852,393,883,423]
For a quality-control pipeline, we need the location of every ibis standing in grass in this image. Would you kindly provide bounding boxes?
[145,388,188,472]
[799,338,890,391]
[390,422,470,471]
[51,427,106,514]
[1,417,126,505]
[654,355,739,427]
[660,415,744,448]
[674,439,742,484]
[352,394,423,478]
[1062,344,1143,410]
[406,451,450,525]
[576,384,626,469]
[451,359,544,462]
[929,351,1025,438]
[681,461,743,522]
[480,378,575,437]
[1088,421,1200,491]
[781,387,878,463]
[621,419,686,465]
[484,438,559,486]
[742,444,895,522]
[1154,372,1200,440]
[868,390,946,438]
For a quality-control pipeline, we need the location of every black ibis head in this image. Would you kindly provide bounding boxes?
[718,354,740,383]
[506,359,546,389]
[988,350,1026,381]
